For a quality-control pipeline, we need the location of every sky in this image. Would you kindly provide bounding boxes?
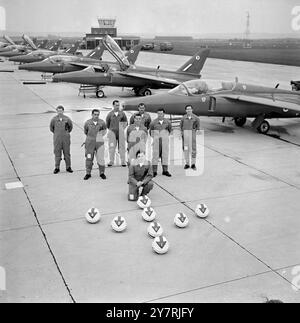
[0,0,299,36]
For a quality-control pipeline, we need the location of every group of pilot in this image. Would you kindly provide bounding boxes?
[50,101,200,201]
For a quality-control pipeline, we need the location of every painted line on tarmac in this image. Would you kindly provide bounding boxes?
[0,136,76,303]
[206,145,300,190]
[153,179,299,295]
[144,269,273,303]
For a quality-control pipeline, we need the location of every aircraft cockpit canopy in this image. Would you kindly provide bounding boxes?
[103,35,130,67]
[169,79,236,96]
[48,55,74,64]
[29,50,49,57]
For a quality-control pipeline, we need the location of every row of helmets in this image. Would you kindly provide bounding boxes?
[85,195,210,254]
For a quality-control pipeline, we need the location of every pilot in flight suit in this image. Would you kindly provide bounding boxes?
[180,105,200,170]
[128,151,154,201]
[50,105,73,174]
[83,109,107,180]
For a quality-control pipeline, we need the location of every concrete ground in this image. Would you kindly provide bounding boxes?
[0,53,300,303]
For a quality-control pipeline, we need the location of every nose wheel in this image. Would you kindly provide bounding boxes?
[257,120,270,134]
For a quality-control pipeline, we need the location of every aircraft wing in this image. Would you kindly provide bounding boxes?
[117,71,181,87]
[217,90,300,112]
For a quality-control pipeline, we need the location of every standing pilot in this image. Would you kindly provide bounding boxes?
[129,103,152,130]
[106,100,128,167]
[150,108,172,177]
[83,109,107,181]
[180,105,200,170]
[50,105,73,174]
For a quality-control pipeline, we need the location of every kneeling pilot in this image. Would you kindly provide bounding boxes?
[128,151,154,201]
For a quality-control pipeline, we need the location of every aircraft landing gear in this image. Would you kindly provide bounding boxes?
[252,114,270,134]
[141,88,152,96]
[133,88,140,96]
[234,117,247,127]
[133,87,152,96]
[257,120,270,134]
[96,89,105,98]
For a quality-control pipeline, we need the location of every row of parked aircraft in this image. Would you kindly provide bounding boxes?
[0,34,83,59]
[1,34,299,135]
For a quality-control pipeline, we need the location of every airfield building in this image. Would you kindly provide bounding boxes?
[85,18,140,50]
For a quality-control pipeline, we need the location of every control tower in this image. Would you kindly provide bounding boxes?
[85,17,140,50]
[89,17,117,38]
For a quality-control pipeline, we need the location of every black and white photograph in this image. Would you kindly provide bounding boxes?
[0,0,300,306]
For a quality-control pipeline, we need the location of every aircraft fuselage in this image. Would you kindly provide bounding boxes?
[123,93,300,119]
[53,66,201,89]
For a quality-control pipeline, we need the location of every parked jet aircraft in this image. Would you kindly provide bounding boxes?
[122,78,300,134]
[18,43,142,75]
[0,35,28,54]
[8,40,81,64]
[53,35,210,98]
[0,34,40,57]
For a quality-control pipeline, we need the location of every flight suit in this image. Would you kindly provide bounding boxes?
[128,161,154,201]
[50,115,73,169]
[126,125,148,165]
[180,114,200,165]
[106,111,128,165]
[150,118,172,173]
[129,112,152,130]
[84,119,107,175]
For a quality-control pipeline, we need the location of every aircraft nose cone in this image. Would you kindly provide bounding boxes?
[10,55,28,63]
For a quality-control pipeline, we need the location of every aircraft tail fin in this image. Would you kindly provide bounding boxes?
[125,44,143,65]
[49,39,62,51]
[177,48,210,75]
[3,35,15,45]
[65,41,80,55]
[22,34,38,50]
[86,43,105,60]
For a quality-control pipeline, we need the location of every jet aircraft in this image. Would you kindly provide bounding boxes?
[18,43,142,75]
[122,78,300,134]
[0,34,36,56]
[53,35,210,98]
[8,39,83,64]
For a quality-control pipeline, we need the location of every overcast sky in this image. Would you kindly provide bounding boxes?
[0,0,299,36]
